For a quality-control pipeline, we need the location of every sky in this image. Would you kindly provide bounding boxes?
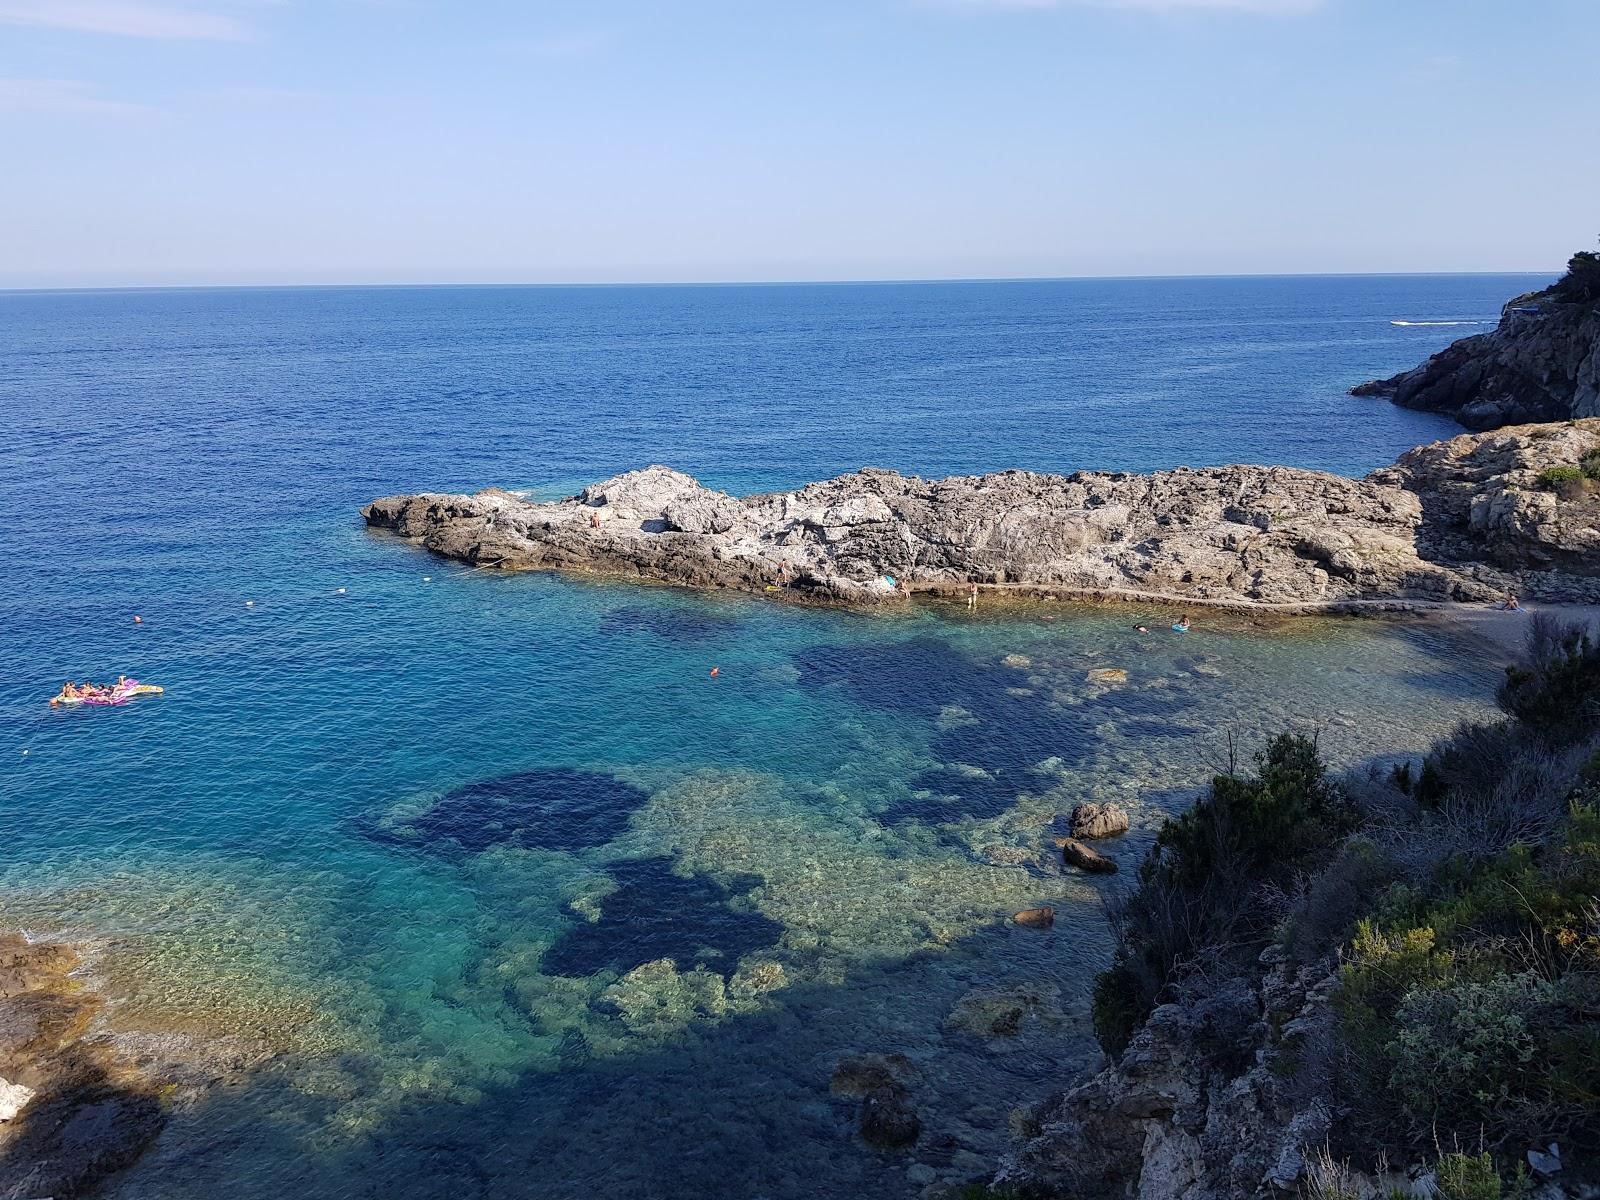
[1,0,1596,287]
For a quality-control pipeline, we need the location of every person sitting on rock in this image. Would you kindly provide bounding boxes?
[1497,593,1521,611]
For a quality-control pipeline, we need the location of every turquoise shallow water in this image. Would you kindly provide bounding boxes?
[0,276,1537,1198]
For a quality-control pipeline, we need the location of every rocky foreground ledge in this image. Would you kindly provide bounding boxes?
[364,420,1600,608]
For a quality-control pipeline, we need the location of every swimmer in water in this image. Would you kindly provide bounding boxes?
[1134,624,1149,634]
[1173,614,1191,633]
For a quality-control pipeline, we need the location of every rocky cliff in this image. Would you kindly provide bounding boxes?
[364,419,1600,608]
[1352,252,1600,429]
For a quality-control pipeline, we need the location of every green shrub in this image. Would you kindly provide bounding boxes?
[1435,1151,1501,1200]
[1090,964,1143,1057]
[1497,618,1600,744]
[1334,812,1600,1156]
[1535,465,1585,492]
[1581,449,1600,481]
[1093,734,1356,1053]
[1390,974,1553,1130]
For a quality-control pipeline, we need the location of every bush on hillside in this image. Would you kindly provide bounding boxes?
[1333,805,1600,1157]
[1549,249,1600,304]
[1497,615,1600,744]
[1092,733,1357,1054]
[1536,465,1586,497]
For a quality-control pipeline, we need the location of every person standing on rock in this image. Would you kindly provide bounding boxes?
[968,583,978,612]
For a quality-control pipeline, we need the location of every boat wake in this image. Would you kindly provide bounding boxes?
[1390,319,1492,327]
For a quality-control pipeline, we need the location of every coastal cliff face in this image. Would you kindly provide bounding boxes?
[1352,252,1600,430]
[995,953,1337,1200]
[363,419,1600,608]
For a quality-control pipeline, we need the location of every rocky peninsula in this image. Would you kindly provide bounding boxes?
[1352,250,1600,429]
[364,419,1600,609]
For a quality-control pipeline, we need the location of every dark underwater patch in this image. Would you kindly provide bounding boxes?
[795,638,1087,824]
[880,765,1024,824]
[599,603,739,642]
[540,857,781,979]
[373,768,649,857]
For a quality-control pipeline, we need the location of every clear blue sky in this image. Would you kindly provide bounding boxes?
[2,0,1596,287]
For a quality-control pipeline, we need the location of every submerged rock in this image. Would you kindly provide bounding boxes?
[830,1052,914,1098]
[1085,668,1128,685]
[541,858,782,980]
[1069,802,1130,840]
[860,1086,921,1149]
[1058,838,1118,874]
[597,958,729,1037]
[1011,906,1055,930]
[944,982,1065,1039]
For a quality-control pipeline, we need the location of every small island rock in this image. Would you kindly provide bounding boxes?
[1070,802,1130,840]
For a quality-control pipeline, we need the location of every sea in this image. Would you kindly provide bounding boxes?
[0,273,1551,1199]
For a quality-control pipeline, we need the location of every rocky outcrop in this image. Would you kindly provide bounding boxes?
[1352,252,1600,430]
[1070,803,1130,841]
[363,419,1600,608]
[1058,838,1118,874]
[1375,419,1600,601]
[0,934,268,1200]
[995,951,1339,1200]
[0,936,165,1200]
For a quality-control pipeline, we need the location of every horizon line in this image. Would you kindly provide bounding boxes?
[0,267,1557,297]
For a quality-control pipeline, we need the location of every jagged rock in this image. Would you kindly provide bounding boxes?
[1058,838,1118,874]
[0,1076,33,1122]
[860,1085,921,1148]
[1012,906,1055,930]
[364,415,1600,607]
[1070,802,1131,840]
[1352,252,1600,430]
[993,965,1345,1200]
[1528,1142,1562,1177]
[1371,421,1600,590]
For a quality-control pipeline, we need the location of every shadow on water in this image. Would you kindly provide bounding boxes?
[362,769,652,857]
[794,637,1199,824]
[79,911,1106,1200]
[539,857,782,979]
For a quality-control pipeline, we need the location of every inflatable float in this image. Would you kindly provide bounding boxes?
[49,680,164,707]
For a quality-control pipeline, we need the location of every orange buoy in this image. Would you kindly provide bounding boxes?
[709,667,720,678]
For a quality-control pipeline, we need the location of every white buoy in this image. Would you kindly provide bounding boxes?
[335,588,347,595]
[245,600,254,607]
[423,576,432,582]
[20,749,28,756]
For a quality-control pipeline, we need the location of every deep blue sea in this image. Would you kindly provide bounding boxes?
[0,274,1548,1199]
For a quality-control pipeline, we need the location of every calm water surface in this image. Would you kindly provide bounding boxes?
[0,276,1541,1198]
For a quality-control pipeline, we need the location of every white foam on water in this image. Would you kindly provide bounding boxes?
[1390,319,1492,327]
